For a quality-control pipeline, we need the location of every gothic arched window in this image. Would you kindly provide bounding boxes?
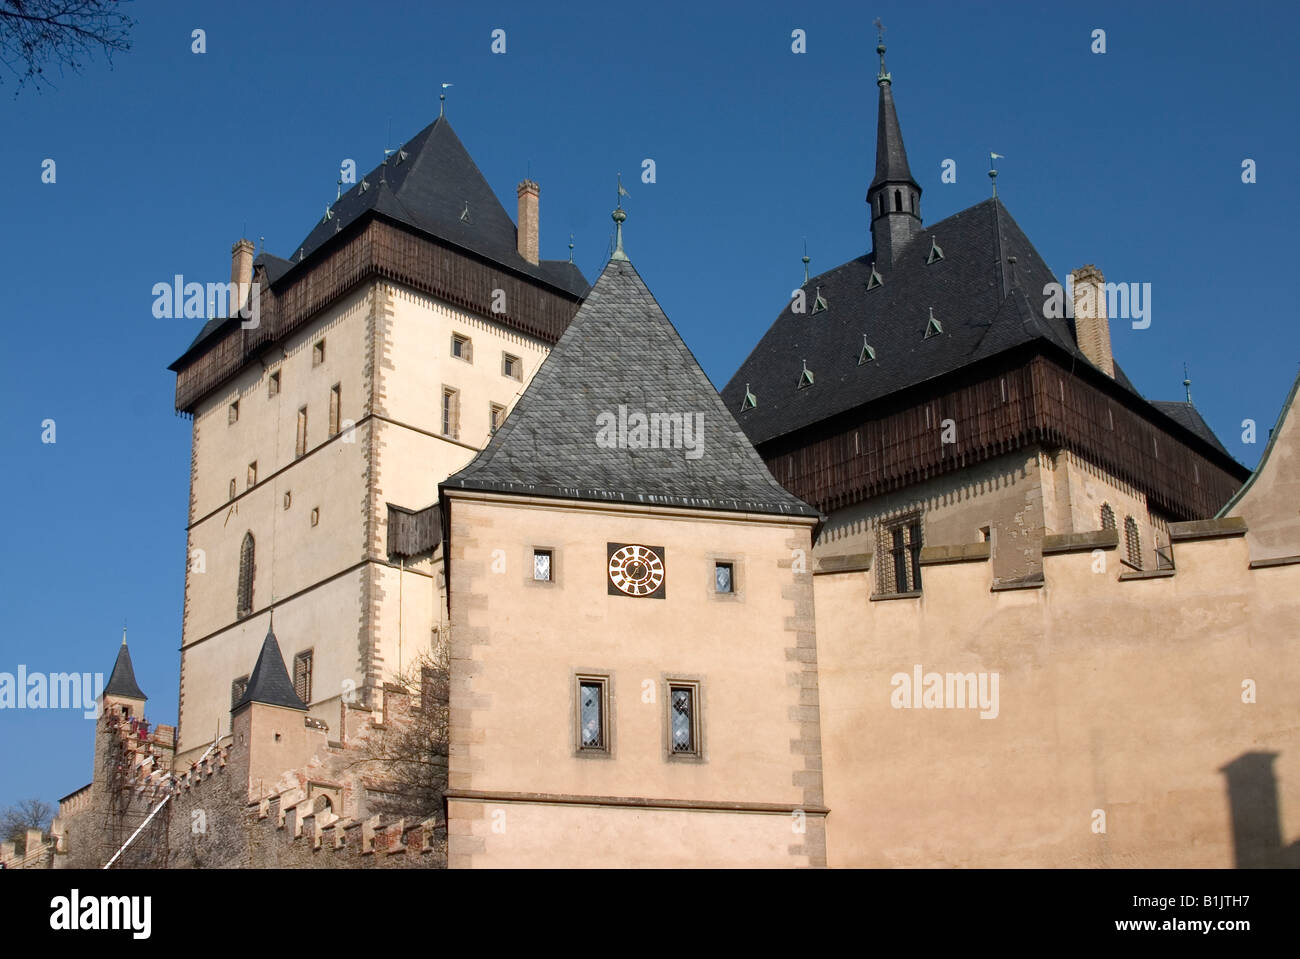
[1124,516,1141,568]
[1100,503,1115,531]
[237,532,255,618]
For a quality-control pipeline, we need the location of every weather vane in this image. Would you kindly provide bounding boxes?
[616,172,629,210]
[440,81,453,117]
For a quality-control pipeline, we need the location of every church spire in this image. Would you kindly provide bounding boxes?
[866,22,922,266]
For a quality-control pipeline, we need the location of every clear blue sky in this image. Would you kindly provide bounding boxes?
[1,0,1296,812]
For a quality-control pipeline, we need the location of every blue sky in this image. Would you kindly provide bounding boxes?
[0,0,1296,812]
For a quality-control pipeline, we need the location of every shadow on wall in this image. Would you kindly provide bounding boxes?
[1221,752,1300,868]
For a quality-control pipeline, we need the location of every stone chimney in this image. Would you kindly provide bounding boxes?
[231,238,255,315]
[1070,264,1114,378]
[516,180,539,265]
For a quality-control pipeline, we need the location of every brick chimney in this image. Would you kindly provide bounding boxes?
[231,238,255,315]
[516,180,539,265]
[1070,264,1114,378]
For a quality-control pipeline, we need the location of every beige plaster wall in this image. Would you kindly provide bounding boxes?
[814,531,1300,867]
[448,798,819,868]
[445,493,824,867]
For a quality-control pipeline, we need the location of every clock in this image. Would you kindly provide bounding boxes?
[607,543,666,598]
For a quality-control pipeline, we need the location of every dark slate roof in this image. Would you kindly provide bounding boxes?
[232,628,307,712]
[722,198,1089,445]
[285,117,587,298]
[104,642,146,700]
[443,256,818,518]
[173,118,588,366]
[869,80,918,192]
[1152,401,1230,456]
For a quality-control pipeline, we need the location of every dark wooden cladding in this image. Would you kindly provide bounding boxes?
[174,218,582,412]
[387,503,441,559]
[761,353,1244,521]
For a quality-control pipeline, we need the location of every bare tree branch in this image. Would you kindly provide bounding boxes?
[0,0,135,95]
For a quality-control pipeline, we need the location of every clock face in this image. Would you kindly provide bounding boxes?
[607,544,666,598]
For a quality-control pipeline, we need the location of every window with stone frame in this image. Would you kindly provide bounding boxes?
[1124,516,1142,568]
[1100,503,1116,531]
[237,532,255,618]
[230,674,249,709]
[293,649,313,704]
[329,384,341,437]
[877,513,923,594]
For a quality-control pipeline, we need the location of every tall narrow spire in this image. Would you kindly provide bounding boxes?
[865,22,922,266]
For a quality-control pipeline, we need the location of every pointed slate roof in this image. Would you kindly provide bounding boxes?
[722,199,1085,446]
[868,79,918,193]
[104,642,146,701]
[173,118,588,366]
[287,117,587,298]
[1151,401,1230,456]
[232,627,307,712]
[443,256,818,517]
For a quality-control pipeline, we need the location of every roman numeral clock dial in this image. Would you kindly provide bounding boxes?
[607,543,666,598]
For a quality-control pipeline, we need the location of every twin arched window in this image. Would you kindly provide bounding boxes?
[237,532,255,618]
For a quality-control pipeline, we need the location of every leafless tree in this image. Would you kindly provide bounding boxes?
[0,0,135,94]
[1,798,53,854]
[346,641,449,823]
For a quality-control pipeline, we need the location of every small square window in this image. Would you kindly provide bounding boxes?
[310,507,319,527]
[313,340,325,366]
[668,682,700,757]
[502,353,522,381]
[533,549,552,582]
[714,562,733,594]
[490,403,506,436]
[451,333,472,362]
[228,400,239,425]
[247,462,257,488]
[577,677,608,752]
[268,371,280,397]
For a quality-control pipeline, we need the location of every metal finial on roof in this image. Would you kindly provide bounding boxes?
[122,624,127,647]
[1183,363,1193,404]
[611,174,630,261]
[336,177,343,201]
[440,82,453,117]
[989,152,1003,198]
[569,233,575,264]
[802,238,810,284]
[874,18,890,85]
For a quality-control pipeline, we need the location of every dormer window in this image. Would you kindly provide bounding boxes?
[924,308,943,338]
[810,287,828,315]
[858,337,876,365]
[866,263,883,290]
[798,360,814,389]
[926,237,944,264]
[741,385,757,411]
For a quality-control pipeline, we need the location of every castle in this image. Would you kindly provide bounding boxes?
[9,37,1298,870]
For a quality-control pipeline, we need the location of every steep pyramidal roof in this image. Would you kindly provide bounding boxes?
[232,627,307,712]
[443,254,818,517]
[175,117,588,362]
[104,640,146,700]
[288,116,587,297]
[868,75,917,194]
[1151,401,1230,456]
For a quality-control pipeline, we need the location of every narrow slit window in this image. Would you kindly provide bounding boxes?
[229,400,239,425]
[329,384,341,437]
[247,462,257,488]
[313,340,325,366]
[268,371,280,397]
[442,388,459,439]
[293,649,313,704]
[296,406,308,457]
[577,677,607,751]
[669,683,700,756]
